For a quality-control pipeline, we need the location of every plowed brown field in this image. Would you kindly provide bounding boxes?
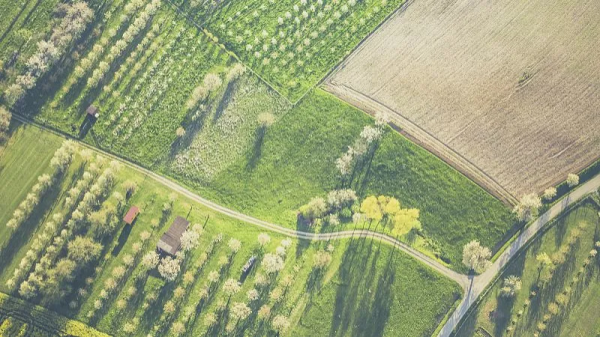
[325,0,600,200]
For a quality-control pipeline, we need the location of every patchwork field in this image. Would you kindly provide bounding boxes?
[202,0,407,101]
[0,0,517,272]
[175,89,513,271]
[0,124,461,337]
[454,198,600,337]
[326,0,600,200]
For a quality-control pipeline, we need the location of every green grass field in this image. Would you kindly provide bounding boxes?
[0,124,62,251]
[169,89,513,271]
[454,199,600,337]
[557,278,600,337]
[0,124,462,337]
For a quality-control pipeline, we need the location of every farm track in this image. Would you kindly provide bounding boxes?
[12,113,600,336]
[322,82,518,206]
[9,113,467,288]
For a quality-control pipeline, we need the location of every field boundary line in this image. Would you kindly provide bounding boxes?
[316,0,416,91]
[163,0,295,106]
[322,82,518,206]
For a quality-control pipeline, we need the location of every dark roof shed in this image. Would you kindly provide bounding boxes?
[157,216,189,256]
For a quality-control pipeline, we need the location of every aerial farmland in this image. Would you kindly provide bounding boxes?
[0,0,599,336]
[326,0,600,200]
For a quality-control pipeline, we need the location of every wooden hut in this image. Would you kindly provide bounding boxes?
[86,105,99,119]
[157,216,190,256]
[123,206,140,225]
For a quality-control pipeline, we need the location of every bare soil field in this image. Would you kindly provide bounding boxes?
[325,0,600,200]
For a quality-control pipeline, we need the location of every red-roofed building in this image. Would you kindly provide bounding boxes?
[123,206,140,225]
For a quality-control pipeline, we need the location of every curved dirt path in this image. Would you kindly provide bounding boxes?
[13,114,600,336]
[437,173,600,337]
[10,114,467,288]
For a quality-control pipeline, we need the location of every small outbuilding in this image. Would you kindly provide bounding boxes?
[86,105,99,119]
[241,256,257,275]
[123,206,140,225]
[157,216,190,256]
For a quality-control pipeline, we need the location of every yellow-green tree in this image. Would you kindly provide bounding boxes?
[360,195,421,236]
[392,209,421,236]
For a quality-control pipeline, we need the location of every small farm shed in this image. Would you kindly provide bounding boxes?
[86,105,99,119]
[157,216,189,256]
[123,206,140,225]
[241,256,257,275]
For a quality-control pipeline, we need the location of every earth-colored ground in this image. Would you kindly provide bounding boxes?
[325,0,600,200]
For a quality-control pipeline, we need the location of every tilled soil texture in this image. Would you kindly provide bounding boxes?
[325,0,600,201]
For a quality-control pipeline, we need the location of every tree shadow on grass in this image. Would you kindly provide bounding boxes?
[295,216,315,259]
[245,126,266,171]
[212,79,237,123]
[323,238,394,337]
[0,0,31,44]
[0,173,64,276]
[110,224,132,256]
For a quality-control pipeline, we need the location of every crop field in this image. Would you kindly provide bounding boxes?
[0,125,461,337]
[202,0,407,101]
[325,0,600,199]
[455,198,600,337]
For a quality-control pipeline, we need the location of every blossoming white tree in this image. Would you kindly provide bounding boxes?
[462,240,491,273]
[158,256,180,281]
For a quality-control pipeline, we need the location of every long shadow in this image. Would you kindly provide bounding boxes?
[245,126,266,170]
[110,224,132,256]
[212,79,237,123]
[0,0,30,44]
[327,239,383,337]
[0,174,64,276]
[19,2,109,118]
[19,0,43,31]
[295,216,313,259]
[356,254,395,337]
[354,142,380,196]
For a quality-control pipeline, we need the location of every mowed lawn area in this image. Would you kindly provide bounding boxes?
[0,125,462,337]
[455,198,600,337]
